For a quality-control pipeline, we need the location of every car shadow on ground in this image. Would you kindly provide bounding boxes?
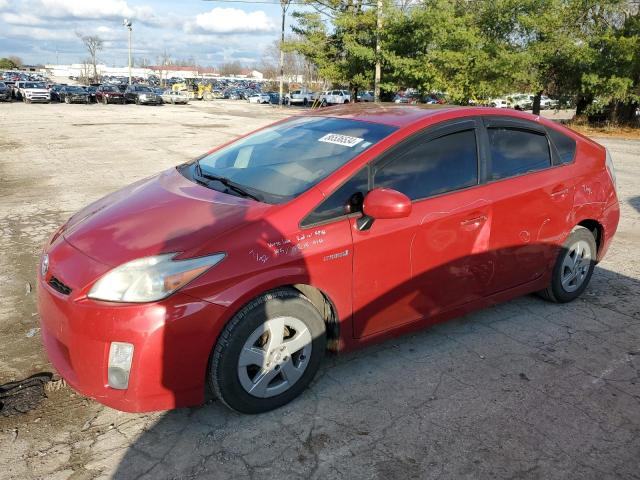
[629,196,640,213]
[111,261,640,480]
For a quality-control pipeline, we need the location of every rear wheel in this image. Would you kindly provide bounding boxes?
[209,288,326,414]
[539,226,597,303]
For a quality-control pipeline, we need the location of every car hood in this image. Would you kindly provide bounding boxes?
[62,167,271,266]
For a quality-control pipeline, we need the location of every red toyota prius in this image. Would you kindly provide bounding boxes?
[38,106,619,414]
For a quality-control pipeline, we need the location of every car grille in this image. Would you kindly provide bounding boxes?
[49,276,72,295]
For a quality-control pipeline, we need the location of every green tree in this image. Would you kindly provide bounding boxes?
[0,57,19,69]
[291,0,378,96]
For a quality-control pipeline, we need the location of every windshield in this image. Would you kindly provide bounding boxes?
[67,87,85,93]
[137,86,152,92]
[192,117,396,203]
[24,82,45,89]
[103,85,117,92]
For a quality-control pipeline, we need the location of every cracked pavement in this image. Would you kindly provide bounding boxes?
[0,103,638,479]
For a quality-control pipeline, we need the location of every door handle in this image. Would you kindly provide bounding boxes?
[460,215,487,229]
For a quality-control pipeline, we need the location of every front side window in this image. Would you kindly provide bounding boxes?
[187,117,396,204]
[373,129,478,201]
[488,128,551,180]
[302,167,369,226]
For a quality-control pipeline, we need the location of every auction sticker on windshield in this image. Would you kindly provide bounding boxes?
[318,133,364,147]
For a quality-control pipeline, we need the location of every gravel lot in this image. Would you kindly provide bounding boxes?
[0,101,638,480]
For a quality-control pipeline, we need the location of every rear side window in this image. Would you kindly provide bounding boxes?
[547,128,577,164]
[373,129,478,201]
[488,128,551,180]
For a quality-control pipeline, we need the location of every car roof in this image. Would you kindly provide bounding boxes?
[305,104,551,128]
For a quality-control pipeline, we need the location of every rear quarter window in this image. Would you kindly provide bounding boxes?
[547,127,577,164]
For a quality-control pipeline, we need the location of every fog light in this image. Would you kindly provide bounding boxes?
[108,342,134,390]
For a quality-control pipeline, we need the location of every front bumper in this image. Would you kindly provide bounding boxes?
[37,240,229,412]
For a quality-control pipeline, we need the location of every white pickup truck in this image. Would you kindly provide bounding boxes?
[285,89,314,106]
[319,89,351,106]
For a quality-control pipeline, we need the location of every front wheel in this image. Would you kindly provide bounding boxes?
[539,226,597,303]
[209,288,326,414]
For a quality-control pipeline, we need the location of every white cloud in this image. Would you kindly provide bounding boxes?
[0,0,10,10]
[38,0,131,19]
[187,7,275,34]
[6,25,76,41]
[1,12,44,25]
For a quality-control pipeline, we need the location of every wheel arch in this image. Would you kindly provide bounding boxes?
[576,219,603,259]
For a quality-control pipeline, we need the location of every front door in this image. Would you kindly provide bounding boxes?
[351,120,494,338]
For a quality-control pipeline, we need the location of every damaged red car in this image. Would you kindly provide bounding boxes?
[38,106,619,413]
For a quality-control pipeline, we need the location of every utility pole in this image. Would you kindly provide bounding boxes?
[123,19,133,85]
[279,0,291,108]
[374,0,382,103]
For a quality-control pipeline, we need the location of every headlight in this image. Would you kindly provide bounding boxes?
[88,253,225,303]
[139,94,147,99]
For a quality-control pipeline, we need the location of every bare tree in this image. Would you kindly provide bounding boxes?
[7,56,23,68]
[77,33,104,82]
[218,61,244,76]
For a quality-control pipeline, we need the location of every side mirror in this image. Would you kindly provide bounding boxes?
[357,188,412,231]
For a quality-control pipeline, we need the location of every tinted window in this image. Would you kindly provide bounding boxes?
[548,128,577,164]
[373,129,478,200]
[192,117,396,203]
[302,168,369,226]
[488,128,551,180]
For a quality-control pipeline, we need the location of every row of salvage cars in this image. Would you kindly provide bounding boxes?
[0,81,190,105]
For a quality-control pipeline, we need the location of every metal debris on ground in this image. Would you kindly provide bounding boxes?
[0,373,53,416]
[26,327,40,338]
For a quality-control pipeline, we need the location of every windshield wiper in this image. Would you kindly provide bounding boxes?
[195,162,262,202]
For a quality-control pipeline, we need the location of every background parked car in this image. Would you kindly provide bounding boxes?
[0,82,11,101]
[124,85,161,105]
[357,91,374,102]
[49,84,66,102]
[266,92,280,105]
[285,88,314,106]
[248,93,271,104]
[58,86,90,104]
[320,89,351,105]
[95,84,126,104]
[19,81,51,103]
[161,90,189,105]
[84,85,98,103]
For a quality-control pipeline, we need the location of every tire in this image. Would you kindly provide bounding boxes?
[64,97,70,104]
[303,98,308,107]
[209,288,326,414]
[539,226,597,303]
[135,97,140,105]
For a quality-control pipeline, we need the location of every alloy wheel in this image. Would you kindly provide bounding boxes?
[237,316,312,398]
[560,239,592,293]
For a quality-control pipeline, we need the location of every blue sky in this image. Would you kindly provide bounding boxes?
[0,0,290,67]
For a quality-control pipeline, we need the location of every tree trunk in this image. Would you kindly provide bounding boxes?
[532,90,543,115]
[575,95,593,116]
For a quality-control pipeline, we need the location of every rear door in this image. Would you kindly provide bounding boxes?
[351,119,495,338]
[481,116,575,294]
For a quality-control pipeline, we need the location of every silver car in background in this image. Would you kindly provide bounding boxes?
[161,90,189,105]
